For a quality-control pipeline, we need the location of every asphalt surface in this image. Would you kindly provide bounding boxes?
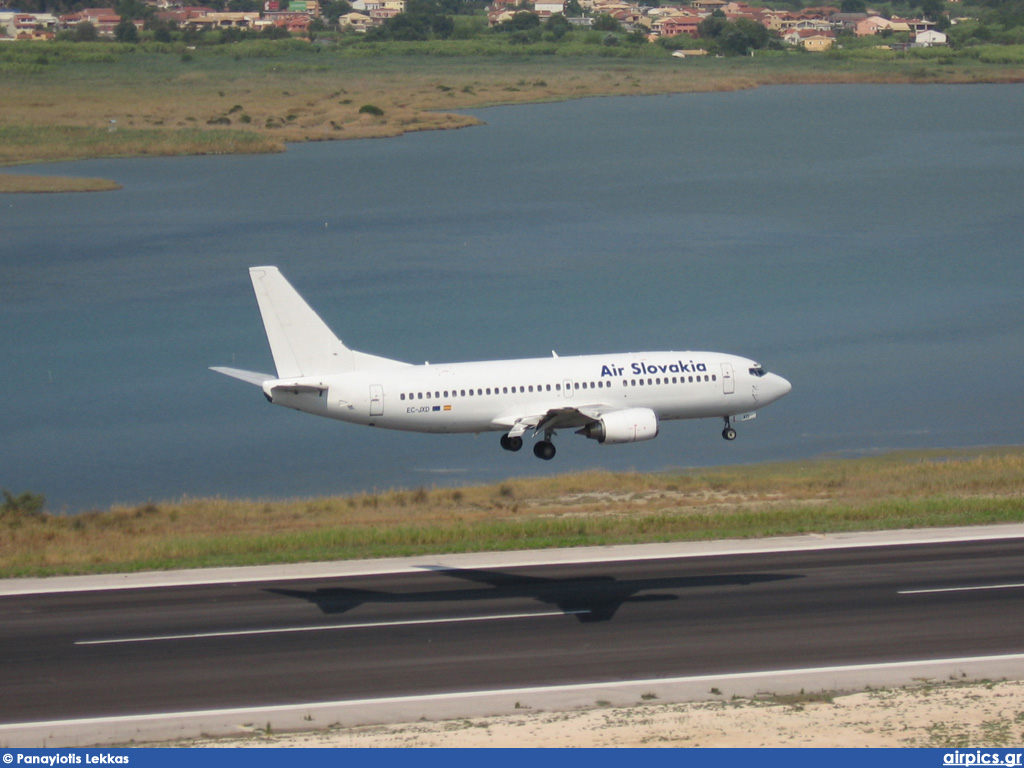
[3,535,1024,727]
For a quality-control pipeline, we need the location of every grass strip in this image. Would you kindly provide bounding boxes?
[2,447,1022,578]
[0,173,122,193]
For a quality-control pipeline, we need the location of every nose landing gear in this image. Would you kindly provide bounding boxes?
[722,417,737,441]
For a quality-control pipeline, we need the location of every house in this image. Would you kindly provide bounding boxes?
[783,27,834,49]
[761,10,796,31]
[828,12,866,32]
[854,15,890,35]
[914,28,947,46]
[183,11,261,29]
[534,1,566,18]
[778,16,831,32]
[60,8,122,36]
[339,11,372,31]
[653,14,701,38]
[0,11,58,39]
[892,15,934,33]
[690,0,726,12]
[369,6,401,23]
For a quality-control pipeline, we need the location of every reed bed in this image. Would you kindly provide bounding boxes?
[2,448,1021,577]
[3,44,1024,176]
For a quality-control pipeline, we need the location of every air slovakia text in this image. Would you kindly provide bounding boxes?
[600,360,708,377]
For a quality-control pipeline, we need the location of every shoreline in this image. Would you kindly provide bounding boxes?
[3,51,1024,193]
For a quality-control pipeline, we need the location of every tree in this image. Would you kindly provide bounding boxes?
[147,19,177,42]
[75,20,99,41]
[499,10,541,30]
[591,12,621,30]
[919,0,945,19]
[841,0,866,11]
[115,0,154,21]
[366,0,456,40]
[545,12,571,39]
[115,18,140,42]
[2,489,45,519]
[700,16,771,54]
[697,10,728,38]
[320,0,354,25]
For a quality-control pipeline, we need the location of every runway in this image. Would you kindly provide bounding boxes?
[2,527,1024,745]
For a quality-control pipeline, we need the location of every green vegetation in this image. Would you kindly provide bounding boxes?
[1,39,1021,173]
[2,447,1022,578]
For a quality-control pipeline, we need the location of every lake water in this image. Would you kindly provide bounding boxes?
[2,84,1022,513]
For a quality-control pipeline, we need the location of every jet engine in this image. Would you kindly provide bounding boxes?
[576,408,659,444]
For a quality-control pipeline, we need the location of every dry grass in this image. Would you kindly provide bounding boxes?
[3,44,1024,180]
[2,447,1022,578]
[0,173,122,192]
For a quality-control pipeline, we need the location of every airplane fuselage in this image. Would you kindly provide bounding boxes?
[264,350,789,435]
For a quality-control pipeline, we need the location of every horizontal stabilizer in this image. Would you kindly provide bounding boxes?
[210,366,273,386]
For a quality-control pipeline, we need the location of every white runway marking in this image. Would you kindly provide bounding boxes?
[75,609,590,645]
[7,652,1024,733]
[899,582,1024,595]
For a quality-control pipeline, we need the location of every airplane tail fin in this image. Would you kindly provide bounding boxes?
[248,266,407,379]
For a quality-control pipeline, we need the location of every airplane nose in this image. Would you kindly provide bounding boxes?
[773,374,792,399]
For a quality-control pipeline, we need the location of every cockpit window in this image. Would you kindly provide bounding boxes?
[749,366,766,377]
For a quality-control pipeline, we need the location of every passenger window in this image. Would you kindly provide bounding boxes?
[555,383,561,391]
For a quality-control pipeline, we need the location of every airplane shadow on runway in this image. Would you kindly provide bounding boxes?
[266,567,802,623]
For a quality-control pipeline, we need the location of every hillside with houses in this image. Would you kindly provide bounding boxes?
[0,0,1019,55]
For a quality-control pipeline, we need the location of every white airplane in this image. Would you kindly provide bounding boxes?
[213,266,792,460]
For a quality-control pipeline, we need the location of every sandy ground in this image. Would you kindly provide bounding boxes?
[191,681,1024,748]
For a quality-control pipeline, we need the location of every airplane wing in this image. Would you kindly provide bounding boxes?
[493,404,612,438]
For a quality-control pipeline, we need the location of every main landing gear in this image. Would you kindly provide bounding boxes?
[500,431,556,460]
[500,434,523,452]
[533,440,556,460]
[722,417,737,441]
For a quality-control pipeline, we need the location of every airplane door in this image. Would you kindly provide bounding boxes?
[369,385,384,416]
[563,379,574,399]
[721,363,735,395]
